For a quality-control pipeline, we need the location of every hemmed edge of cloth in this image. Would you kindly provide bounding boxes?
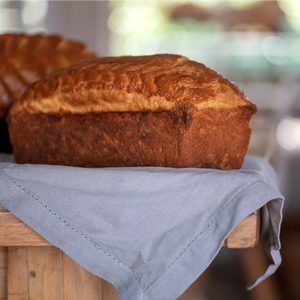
[0,168,144,300]
[142,181,283,300]
[0,167,284,300]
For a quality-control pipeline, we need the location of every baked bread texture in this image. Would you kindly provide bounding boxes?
[8,54,257,169]
[0,33,96,117]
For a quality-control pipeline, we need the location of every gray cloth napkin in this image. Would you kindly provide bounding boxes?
[0,156,284,300]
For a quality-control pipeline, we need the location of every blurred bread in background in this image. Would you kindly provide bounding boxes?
[0,33,97,117]
[171,0,284,32]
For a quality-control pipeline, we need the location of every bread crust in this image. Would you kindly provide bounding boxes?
[8,106,253,169]
[8,54,256,169]
[10,54,256,116]
[0,33,96,117]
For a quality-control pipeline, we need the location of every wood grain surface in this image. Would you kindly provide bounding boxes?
[2,245,214,300]
[0,203,261,299]
[0,204,260,249]
[223,210,260,249]
[62,252,102,300]
[5,247,117,300]
[0,206,8,212]
[7,247,28,300]
[28,247,64,300]
[0,212,51,247]
[0,247,7,300]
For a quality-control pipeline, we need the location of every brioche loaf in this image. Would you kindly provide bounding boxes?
[0,33,96,117]
[8,54,256,169]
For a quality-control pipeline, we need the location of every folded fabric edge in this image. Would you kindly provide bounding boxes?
[0,169,143,300]
[0,169,284,300]
[143,181,283,300]
[246,196,284,290]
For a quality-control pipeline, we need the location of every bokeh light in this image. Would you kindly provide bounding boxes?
[227,0,258,9]
[190,0,222,8]
[108,4,165,36]
[277,118,300,151]
[262,35,289,65]
[279,0,300,33]
[278,0,300,17]
[108,0,300,80]
[0,8,19,32]
[21,0,48,28]
[291,38,300,65]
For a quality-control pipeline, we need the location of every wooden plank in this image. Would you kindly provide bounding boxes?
[7,247,29,300]
[0,269,7,300]
[102,281,119,300]
[62,252,103,300]
[0,212,51,246]
[27,247,64,300]
[223,210,260,249]
[4,247,213,300]
[0,204,260,249]
[0,247,7,300]
[0,247,7,268]
[0,205,8,212]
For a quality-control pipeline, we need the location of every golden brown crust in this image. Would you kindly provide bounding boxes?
[8,54,257,169]
[10,54,257,116]
[8,107,253,169]
[0,33,96,117]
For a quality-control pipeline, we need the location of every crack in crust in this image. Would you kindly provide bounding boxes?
[0,33,96,117]
[10,54,257,116]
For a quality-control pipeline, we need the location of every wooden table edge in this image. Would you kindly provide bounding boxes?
[0,204,260,249]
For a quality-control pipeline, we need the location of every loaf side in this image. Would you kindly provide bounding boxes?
[8,106,253,169]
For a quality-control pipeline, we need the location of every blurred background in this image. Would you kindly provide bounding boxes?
[0,0,300,299]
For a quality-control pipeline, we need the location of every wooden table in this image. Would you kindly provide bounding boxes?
[0,204,260,300]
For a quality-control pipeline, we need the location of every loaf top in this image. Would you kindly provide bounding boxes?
[10,54,257,116]
[0,33,96,117]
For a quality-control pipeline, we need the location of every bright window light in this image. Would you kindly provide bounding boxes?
[22,0,48,27]
[277,118,300,151]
